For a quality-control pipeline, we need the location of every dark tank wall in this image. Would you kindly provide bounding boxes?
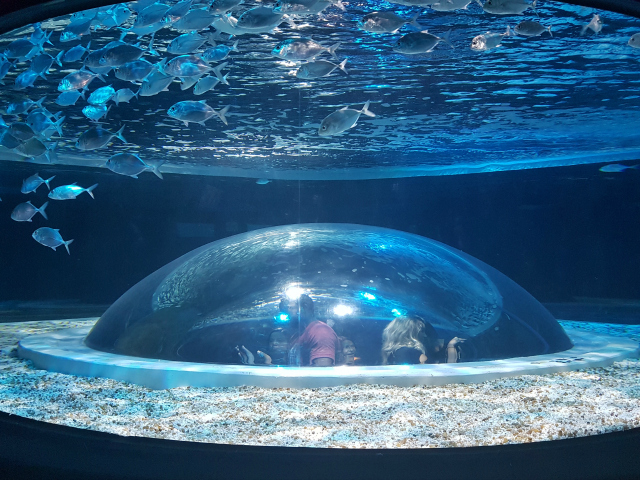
[0,160,639,317]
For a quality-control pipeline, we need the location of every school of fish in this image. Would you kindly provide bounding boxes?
[0,0,635,253]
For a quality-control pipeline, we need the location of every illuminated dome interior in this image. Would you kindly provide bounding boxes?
[85,224,573,365]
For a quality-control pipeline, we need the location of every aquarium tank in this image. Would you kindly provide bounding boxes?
[0,0,639,453]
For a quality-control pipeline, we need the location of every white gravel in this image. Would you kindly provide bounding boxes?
[0,319,639,449]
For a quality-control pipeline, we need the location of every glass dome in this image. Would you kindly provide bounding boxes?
[85,224,572,365]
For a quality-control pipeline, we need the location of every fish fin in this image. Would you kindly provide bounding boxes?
[36,96,47,108]
[547,25,552,37]
[54,116,65,137]
[420,29,429,33]
[116,125,127,143]
[97,73,106,83]
[440,29,454,48]
[231,39,239,51]
[199,99,207,103]
[183,120,189,127]
[361,100,375,117]
[44,175,55,189]
[221,72,229,86]
[216,105,230,125]
[409,12,422,31]
[55,50,64,67]
[148,33,159,57]
[38,201,48,220]
[85,183,98,199]
[340,106,349,110]
[64,239,74,255]
[149,160,164,179]
[338,58,348,74]
[27,218,32,222]
[130,174,139,179]
[213,62,228,82]
[327,42,341,60]
[505,26,511,36]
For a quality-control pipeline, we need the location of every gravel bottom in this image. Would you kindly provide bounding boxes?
[0,319,639,449]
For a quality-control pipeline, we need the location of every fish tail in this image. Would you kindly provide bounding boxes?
[85,40,92,53]
[97,73,106,83]
[361,100,375,118]
[409,12,422,31]
[328,42,341,60]
[116,125,127,143]
[45,30,54,47]
[54,50,64,67]
[85,183,98,199]
[150,160,165,180]
[64,238,74,255]
[547,25,552,37]
[338,58,348,75]
[213,62,228,83]
[148,33,159,57]
[440,27,456,48]
[44,175,55,190]
[216,105,230,125]
[36,95,47,109]
[117,27,128,42]
[54,116,65,137]
[231,39,239,51]
[580,23,588,36]
[38,201,49,220]
[221,72,230,86]
[532,0,538,16]
[505,25,511,36]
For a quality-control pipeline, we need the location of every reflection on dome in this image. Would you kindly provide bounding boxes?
[85,224,572,365]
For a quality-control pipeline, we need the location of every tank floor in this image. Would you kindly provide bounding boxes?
[1,319,639,449]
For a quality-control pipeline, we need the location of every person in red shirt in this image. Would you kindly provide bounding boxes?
[297,317,340,366]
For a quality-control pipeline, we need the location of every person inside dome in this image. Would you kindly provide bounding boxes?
[336,336,359,366]
[381,315,465,365]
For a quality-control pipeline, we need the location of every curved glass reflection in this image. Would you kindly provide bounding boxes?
[85,224,572,364]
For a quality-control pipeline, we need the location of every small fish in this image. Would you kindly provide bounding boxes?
[201,40,239,62]
[4,38,42,60]
[113,88,138,105]
[29,53,60,78]
[168,100,229,126]
[76,126,127,150]
[55,89,86,106]
[59,42,92,63]
[21,173,55,194]
[138,71,174,96]
[393,30,453,54]
[159,54,211,77]
[598,164,637,173]
[106,153,164,178]
[581,14,603,35]
[296,58,348,79]
[162,0,193,23]
[30,23,53,47]
[115,59,157,82]
[14,138,56,161]
[14,70,39,90]
[430,0,481,11]
[6,97,45,115]
[11,201,48,222]
[193,75,220,95]
[87,85,116,105]
[58,69,105,92]
[60,16,94,42]
[82,104,110,122]
[27,111,64,138]
[256,178,271,185]
[210,0,242,14]
[167,31,214,55]
[99,43,146,67]
[318,101,375,136]
[49,183,98,200]
[358,11,421,34]
[272,38,340,61]
[102,4,132,27]
[629,33,640,48]
[514,21,552,37]
[172,7,217,31]
[483,0,536,15]
[236,6,286,33]
[8,122,36,141]
[471,27,510,51]
[134,2,171,28]
[32,227,74,254]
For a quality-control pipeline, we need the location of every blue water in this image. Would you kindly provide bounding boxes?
[1,1,640,179]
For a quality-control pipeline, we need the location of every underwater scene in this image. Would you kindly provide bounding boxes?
[0,0,640,449]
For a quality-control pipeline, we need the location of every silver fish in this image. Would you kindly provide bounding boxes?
[106,153,164,178]
[159,54,211,77]
[629,33,640,48]
[318,101,375,136]
[482,0,536,15]
[49,183,98,200]
[210,0,242,14]
[162,0,193,23]
[27,111,64,138]
[32,227,74,254]
[430,0,481,11]
[11,201,48,222]
[393,30,453,54]
[514,21,551,37]
[471,26,510,51]
[76,125,126,150]
[21,173,55,193]
[55,89,86,106]
[236,7,287,33]
[581,14,603,35]
[14,138,56,161]
[272,38,340,61]
[134,2,170,28]
[14,70,39,90]
[138,71,174,96]
[6,97,45,115]
[201,40,239,62]
[82,104,110,121]
[99,43,146,67]
[8,122,35,141]
[87,85,116,105]
[30,53,60,78]
[358,11,421,34]
[59,42,92,62]
[115,59,157,82]
[60,16,94,42]
[296,58,347,78]
[167,31,214,55]
[173,7,217,31]
[113,88,138,105]
[193,75,220,95]
[58,69,105,92]
[168,100,229,126]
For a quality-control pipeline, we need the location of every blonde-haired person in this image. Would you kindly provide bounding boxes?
[381,316,465,365]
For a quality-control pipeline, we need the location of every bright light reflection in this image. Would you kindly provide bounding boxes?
[285,286,304,300]
[361,292,376,301]
[333,304,353,316]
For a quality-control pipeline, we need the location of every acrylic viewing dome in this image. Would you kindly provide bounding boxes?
[85,224,572,364]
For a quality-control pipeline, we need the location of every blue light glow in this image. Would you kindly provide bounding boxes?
[275,313,290,323]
